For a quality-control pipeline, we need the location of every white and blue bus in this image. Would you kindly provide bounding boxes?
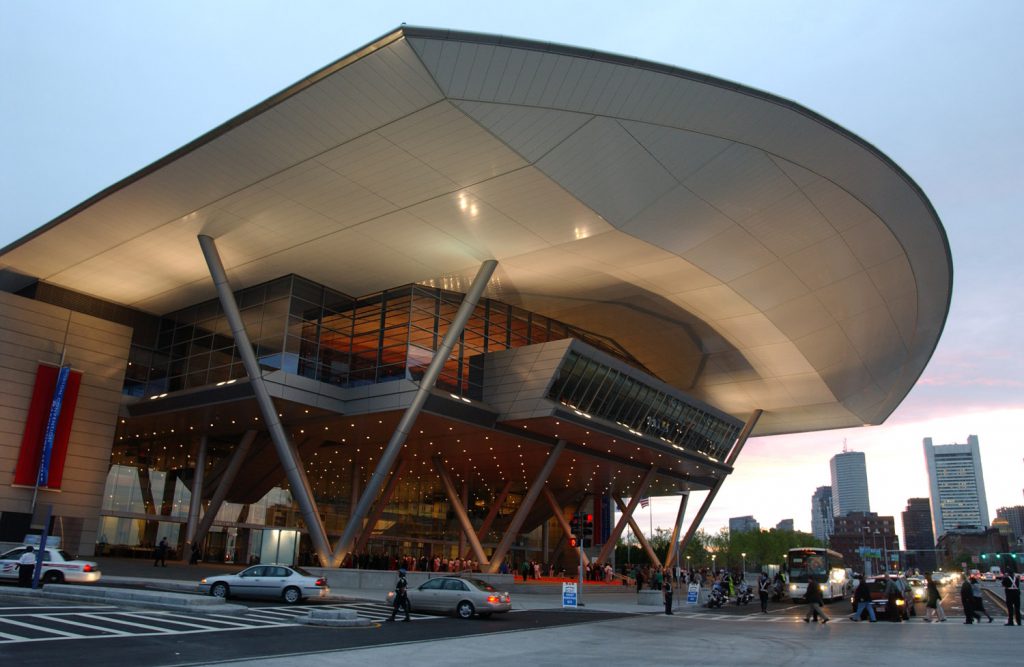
[785,547,850,601]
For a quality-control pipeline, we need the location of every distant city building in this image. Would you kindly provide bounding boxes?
[936,528,1008,570]
[729,516,760,534]
[830,511,899,576]
[902,498,936,571]
[924,435,990,538]
[995,506,1024,542]
[775,519,794,532]
[811,486,834,543]
[830,450,870,517]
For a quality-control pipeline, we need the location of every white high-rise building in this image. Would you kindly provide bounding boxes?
[811,486,834,543]
[830,450,870,517]
[924,435,990,537]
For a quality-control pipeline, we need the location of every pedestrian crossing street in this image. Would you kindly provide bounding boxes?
[0,601,437,643]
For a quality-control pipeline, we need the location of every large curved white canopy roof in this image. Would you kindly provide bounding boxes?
[0,27,952,437]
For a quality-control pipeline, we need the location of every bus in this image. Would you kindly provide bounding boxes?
[785,547,851,601]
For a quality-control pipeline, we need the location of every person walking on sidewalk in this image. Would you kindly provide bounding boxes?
[17,546,36,588]
[153,537,168,567]
[971,576,993,623]
[923,575,946,622]
[849,577,877,622]
[1001,568,1021,625]
[386,568,410,622]
[803,577,830,624]
[960,576,979,624]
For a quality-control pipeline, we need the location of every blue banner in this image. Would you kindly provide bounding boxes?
[37,365,70,487]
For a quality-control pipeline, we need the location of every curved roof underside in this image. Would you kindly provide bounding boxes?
[0,27,952,437]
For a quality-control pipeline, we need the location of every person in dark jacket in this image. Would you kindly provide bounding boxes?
[971,576,993,622]
[960,577,979,624]
[662,570,674,615]
[849,578,877,622]
[1001,569,1021,625]
[802,577,830,624]
[387,568,410,622]
[757,572,771,613]
[923,576,946,622]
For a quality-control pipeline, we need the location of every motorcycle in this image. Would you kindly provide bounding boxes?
[735,582,754,605]
[706,586,727,608]
[771,580,786,602]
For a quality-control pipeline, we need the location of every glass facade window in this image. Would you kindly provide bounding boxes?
[548,350,741,460]
[128,276,650,399]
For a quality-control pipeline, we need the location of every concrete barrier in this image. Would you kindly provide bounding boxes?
[7,584,248,615]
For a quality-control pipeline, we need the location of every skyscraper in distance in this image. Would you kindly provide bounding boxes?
[902,498,936,571]
[924,435,990,538]
[830,450,870,517]
[811,486,834,543]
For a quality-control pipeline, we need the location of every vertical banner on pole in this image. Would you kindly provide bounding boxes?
[14,364,82,489]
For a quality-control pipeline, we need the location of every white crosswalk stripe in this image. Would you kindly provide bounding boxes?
[0,601,443,643]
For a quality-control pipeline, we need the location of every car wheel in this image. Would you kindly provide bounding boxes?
[283,587,302,604]
[210,582,230,599]
[43,571,64,584]
[456,600,475,619]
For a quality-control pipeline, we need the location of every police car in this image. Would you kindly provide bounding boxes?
[0,545,102,584]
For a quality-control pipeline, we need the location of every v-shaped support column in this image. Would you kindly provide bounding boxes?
[463,479,512,560]
[194,430,257,546]
[613,494,661,568]
[433,456,489,567]
[198,235,332,565]
[486,440,566,573]
[596,466,657,565]
[353,458,408,556]
[331,259,498,567]
[663,492,690,568]
[543,488,589,566]
[677,409,763,556]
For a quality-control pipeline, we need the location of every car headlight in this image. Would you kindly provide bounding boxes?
[896,599,905,606]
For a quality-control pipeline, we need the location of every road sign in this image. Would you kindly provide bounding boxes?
[562,582,578,608]
[686,583,700,605]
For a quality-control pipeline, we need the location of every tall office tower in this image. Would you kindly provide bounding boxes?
[902,498,936,571]
[811,486,834,543]
[830,450,871,517]
[775,519,794,532]
[924,435,990,538]
[729,516,760,534]
[995,506,1024,542]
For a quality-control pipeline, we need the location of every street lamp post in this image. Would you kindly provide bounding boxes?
[711,554,716,572]
[741,553,746,582]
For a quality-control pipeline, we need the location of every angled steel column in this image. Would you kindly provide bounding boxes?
[184,436,208,549]
[676,409,763,556]
[486,440,566,573]
[596,466,657,565]
[332,259,498,566]
[194,430,257,545]
[463,479,513,559]
[198,234,332,565]
[542,487,589,566]
[353,458,408,556]
[612,494,662,568]
[433,456,489,567]
[663,492,690,568]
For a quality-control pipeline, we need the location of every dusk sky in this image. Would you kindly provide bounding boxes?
[2,1,1021,545]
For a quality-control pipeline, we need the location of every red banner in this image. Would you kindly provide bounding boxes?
[12,364,82,489]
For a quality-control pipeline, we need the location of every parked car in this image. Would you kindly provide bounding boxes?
[199,564,328,603]
[849,575,915,620]
[0,546,102,584]
[386,576,511,619]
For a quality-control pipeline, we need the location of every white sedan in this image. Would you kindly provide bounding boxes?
[0,546,102,584]
[199,564,329,603]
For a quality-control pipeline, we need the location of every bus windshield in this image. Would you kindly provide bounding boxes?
[788,552,828,582]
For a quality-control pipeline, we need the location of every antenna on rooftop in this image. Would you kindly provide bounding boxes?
[842,438,848,453]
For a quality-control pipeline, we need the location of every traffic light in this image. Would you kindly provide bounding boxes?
[569,537,578,548]
[582,513,594,548]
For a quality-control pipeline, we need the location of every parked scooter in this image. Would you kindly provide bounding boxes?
[736,581,755,605]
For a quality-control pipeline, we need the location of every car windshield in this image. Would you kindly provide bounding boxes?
[290,566,313,577]
[58,550,74,561]
[464,578,497,592]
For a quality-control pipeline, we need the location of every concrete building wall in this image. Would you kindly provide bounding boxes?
[0,291,131,556]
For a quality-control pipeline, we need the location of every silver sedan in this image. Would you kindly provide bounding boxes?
[387,576,511,619]
[199,564,329,604]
